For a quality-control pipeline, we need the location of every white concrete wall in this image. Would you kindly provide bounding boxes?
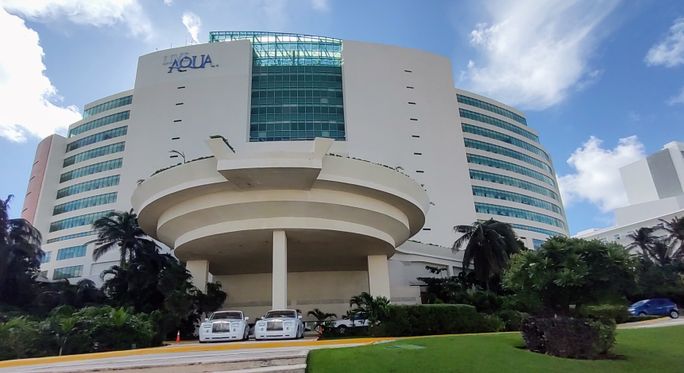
[621,159,659,205]
[214,271,369,320]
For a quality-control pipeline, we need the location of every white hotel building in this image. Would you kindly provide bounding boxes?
[22,32,567,317]
[577,141,684,246]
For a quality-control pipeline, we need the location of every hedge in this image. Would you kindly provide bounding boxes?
[372,304,504,337]
[521,316,616,359]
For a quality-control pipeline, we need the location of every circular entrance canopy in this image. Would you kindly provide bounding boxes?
[132,138,430,274]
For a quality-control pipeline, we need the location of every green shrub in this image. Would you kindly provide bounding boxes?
[0,317,43,360]
[578,304,630,323]
[373,304,503,337]
[521,317,616,359]
[496,309,529,331]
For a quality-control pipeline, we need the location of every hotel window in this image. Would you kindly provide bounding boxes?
[60,159,123,183]
[459,109,537,142]
[467,154,555,187]
[474,202,565,229]
[462,124,550,161]
[471,186,562,214]
[49,210,113,232]
[469,170,559,201]
[83,95,132,119]
[53,192,117,215]
[53,265,83,280]
[57,175,120,199]
[66,126,128,152]
[457,94,527,126]
[464,138,553,173]
[69,111,130,137]
[63,142,125,167]
[41,251,51,264]
[56,245,87,260]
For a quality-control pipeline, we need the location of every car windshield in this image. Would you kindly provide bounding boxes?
[265,310,296,318]
[211,312,242,320]
[630,300,649,308]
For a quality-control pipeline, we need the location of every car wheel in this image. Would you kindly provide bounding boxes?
[337,325,348,335]
[300,326,305,339]
[638,312,647,316]
[670,310,679,319]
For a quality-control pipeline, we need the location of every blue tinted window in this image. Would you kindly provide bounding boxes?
[469,169,559,200]
[457,94,527,126]
[83,96,132,118]
[474,202,565,229]
[56,245,87,260]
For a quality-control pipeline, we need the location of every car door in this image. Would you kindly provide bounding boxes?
[651,299,666,315]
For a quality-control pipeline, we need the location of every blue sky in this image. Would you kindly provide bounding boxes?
[1,0,683,235]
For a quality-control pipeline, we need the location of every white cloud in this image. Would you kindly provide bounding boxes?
[0,8,81,142]
[2,0,152,39]
[645,17,684,68]
[462,0,619,110]
[558,136,645,213]
[163,0,173,6]
[667,86,684,105]
[182,11,201,44]
[311,0,329,12]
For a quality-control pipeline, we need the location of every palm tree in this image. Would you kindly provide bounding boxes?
[452,219,519,290]
[307,308,337,335]
[626,227,660,262]
[349,292,390,326]
[0,195,43,304]
[89,209,156,267]
[660,216,684,260]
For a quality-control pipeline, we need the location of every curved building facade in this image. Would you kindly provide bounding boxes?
[23,32,567,317]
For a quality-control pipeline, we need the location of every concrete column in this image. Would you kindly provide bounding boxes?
[186,260,209,293]
[272,230,288,309]
[367,255,391,299]
[447,265,454,277]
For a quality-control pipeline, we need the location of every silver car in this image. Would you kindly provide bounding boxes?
[199,310,250,342]
[254,309,305,340]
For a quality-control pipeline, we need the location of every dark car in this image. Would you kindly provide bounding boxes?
[628,298,679,318]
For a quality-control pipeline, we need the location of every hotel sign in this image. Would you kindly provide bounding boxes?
[164,53,216,73]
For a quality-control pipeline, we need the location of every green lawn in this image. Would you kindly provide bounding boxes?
[307,326,684,373]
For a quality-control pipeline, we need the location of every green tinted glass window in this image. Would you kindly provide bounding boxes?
[469,170,559,200]
[459,109,537,142]
[57,175,120,199]
[83,96,132,118]
[46,231,96,243]
[474,202,565,229]
[510,223,565,237]
[63,142,125,167]
[465,138,553,173]
[49,210,113,232]
[66,127,127,152]
[250,65,345,141]
[467,154,555,186]
[462,124,549,161]
[69,111,130,137]
[53,265,83,280]
[472,186,563,214]
[59,159,122,183]
[457,94,527,125]
[56,246,87,260]
[52,192,117,215]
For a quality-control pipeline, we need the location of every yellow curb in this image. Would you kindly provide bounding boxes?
[0,330,519,369]
[617,317,669,328]
[0,337,393,369]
